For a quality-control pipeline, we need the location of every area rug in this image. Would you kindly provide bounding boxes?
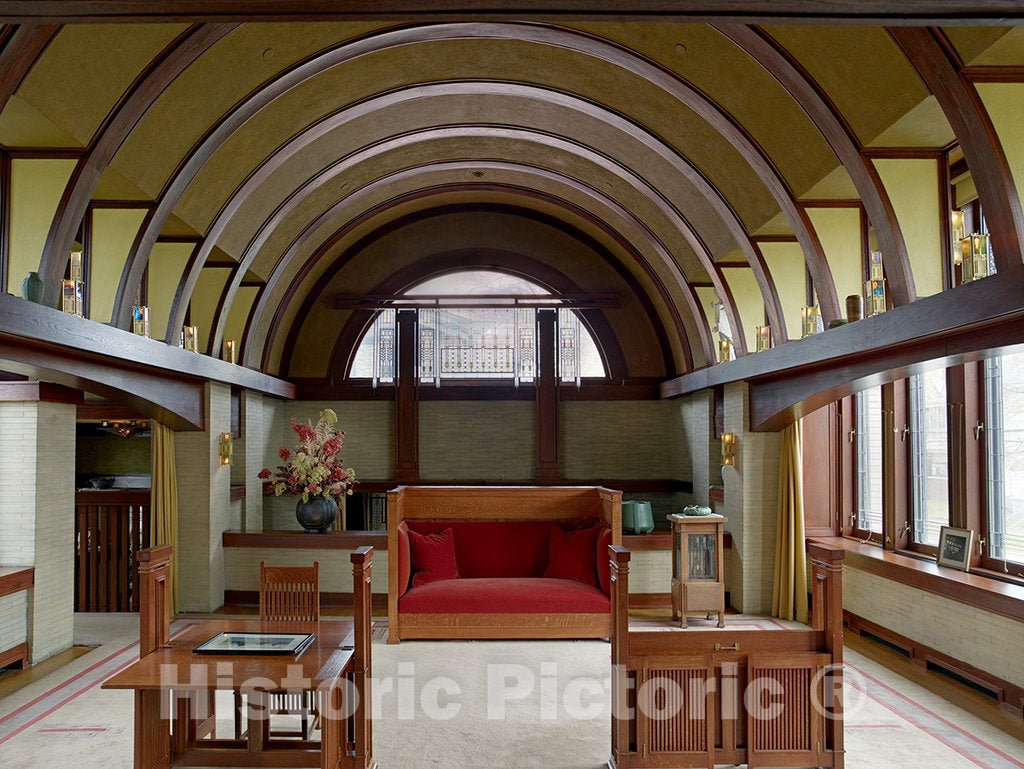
[0,617,1021,769]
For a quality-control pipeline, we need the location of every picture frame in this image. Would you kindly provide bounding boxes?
[936,526,975,572]
[193,631,314,655]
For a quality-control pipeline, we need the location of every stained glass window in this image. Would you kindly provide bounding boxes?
[349,271,606,383]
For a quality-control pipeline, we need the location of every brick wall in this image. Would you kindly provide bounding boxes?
[0,590,28,654]
[723,383,779,615]
[175,383,232,613]
[420,401,535,480]
[0,400,76,663]
[843,566,1024,688]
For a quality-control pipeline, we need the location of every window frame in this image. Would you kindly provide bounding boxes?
[851,385,884,544]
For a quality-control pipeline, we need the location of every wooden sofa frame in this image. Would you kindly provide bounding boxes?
[387,485,621,643]
[609,540,845,769]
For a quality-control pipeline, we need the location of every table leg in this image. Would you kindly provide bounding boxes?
[134,689,171,769]
[247,690,267,754]
[320,684,343,769]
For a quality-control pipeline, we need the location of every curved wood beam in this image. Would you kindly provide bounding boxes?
[274,202,679,379]
[245,169,714,373]
[170,80,784,354]
[0,23,59,114]
[887,26,1024,273]
[111,21,838,330]
[714,23,917,305]
[325,249,630,383]
[202,124,745,363]
[37,22,236,306]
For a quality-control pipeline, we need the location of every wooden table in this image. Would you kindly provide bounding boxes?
[103,546,374,769]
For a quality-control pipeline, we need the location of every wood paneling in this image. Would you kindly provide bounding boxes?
[394,309,418,483]
[536,308,560,483]
[75,489,150,612]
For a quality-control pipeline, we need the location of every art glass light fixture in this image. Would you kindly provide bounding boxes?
[961,233,991,282]
[132,305,149,337]
[718,337,731,363]
[801,306,821,338]
[755,325,771,352]
[218,432,233,465]
[222,339,237,364]
[721,432,736,466]
[181,325,199,352]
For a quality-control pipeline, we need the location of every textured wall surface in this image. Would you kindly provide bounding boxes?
[420,401,535,481]
[225,546,389,595]
[0,401,76,662]
[0,591,28,653]
[844,565,1024,688]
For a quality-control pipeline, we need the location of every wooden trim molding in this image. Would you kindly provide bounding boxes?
[229,484,244,502]
[0,566,33,599]
[222,530,387,550]
[224,589,387,609]
[887,26,1024,275]
[844,610,1024,717]
[0,642,28,671]
[0,23,59,115]
[0,380,82,404]
[714,24,915,306]
[818,536,1024,622]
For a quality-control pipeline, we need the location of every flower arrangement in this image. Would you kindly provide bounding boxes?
[258,408,356,503]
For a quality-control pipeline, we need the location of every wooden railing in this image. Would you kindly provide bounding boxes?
[75,489,151,612]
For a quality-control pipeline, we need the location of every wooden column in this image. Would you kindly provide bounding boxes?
[394,309,418,483]
[946,364,983,567]
[807,541,845,768]
[536,308,560,483]
[349,546,373,769]
[609,545,631,769]
[881,382,909,550]
[134,545,173,769]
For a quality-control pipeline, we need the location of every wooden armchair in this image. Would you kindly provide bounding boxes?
[235,561,320,741]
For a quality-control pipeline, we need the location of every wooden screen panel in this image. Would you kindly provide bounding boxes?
[637,656,714,766]
[747,653,829,768]
[74,492,150,612]
[258,562,320,622]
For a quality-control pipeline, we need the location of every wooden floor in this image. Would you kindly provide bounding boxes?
[0,645,93,700]
[844,631,1024,741]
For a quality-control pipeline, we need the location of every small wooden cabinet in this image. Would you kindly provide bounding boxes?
[669,513,726,628]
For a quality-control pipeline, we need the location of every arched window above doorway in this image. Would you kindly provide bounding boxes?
[348,270,608,385]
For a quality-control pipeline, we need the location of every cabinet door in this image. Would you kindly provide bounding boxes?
[636,655,714,768]
[745,653,830,769]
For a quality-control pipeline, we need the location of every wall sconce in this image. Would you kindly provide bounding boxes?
[717,337,731,363]
[962,233,991,282]
[801,306,821,338]
[755,325,771,352]
[721,432,736,466]
[218,432,233,465]
[222,339,237,364]
[951,210,966,251]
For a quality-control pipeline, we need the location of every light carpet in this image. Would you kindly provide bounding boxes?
[0,614,1021,769]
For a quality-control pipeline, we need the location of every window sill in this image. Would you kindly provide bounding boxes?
[812,536,1024,623]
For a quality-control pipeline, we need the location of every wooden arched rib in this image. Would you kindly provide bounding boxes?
[0,23,59,115]
[273,202,678,380]
[36,22,236,307]
[167,80,782,354]
[887,27,1024,273]
[324,249,630,383]
[110,21,837,329]
[714,23,916,305]
[202,124,744,361]
[242,167,714,372]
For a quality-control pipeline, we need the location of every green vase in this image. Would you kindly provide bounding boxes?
[20,271,43,303]
[621,501,638,534]
[633,501,654,534]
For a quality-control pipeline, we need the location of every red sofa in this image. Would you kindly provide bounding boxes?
[386,486,622,643]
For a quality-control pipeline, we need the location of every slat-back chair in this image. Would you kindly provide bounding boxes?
[235,561,320,740]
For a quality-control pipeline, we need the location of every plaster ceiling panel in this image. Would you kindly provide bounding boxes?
[942,27,1014,65]
[572,22,837,200]
[867,96,955,148]
[242,133,705,286]
[93,166,150,200]
[172,36,776,239]
[211,87,735,262]
[286,210,667,378]
[255,187,691,374]
[800,165,858,199]
[0,94,81,147]
[108,21,387,200]
[760,25,937,147]
[16,24,188,147]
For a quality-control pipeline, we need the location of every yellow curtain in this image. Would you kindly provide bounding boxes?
[150,420,179,614]
[771,419,808,624]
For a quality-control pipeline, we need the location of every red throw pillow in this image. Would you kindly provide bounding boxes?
[543,524,599,586]
[397,525,412,598]
[408,527,460,588]
[596,527,612,595]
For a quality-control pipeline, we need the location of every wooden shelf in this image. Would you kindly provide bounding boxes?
[814,536,1024,622]
[223,530,387,550]
[0,567,33,599]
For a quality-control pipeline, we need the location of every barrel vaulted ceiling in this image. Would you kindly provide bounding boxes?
[1,13,1022,378]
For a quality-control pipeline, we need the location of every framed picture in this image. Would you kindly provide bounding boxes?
[194,631,314,655]
[937,526,975,572]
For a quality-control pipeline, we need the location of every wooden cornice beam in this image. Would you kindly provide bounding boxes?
[38,23,236,310]
[715,24,916,305]
[0,23,58,115]
[0,293,294,426]
[1,2,1023,24]
[660,265,1024,431]
[887,27,1024,274]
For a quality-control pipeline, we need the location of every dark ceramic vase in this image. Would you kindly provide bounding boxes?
[295,495,337,533]
[20,271,43,303]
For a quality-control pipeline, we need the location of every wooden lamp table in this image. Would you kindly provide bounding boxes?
[668,513,726,628]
